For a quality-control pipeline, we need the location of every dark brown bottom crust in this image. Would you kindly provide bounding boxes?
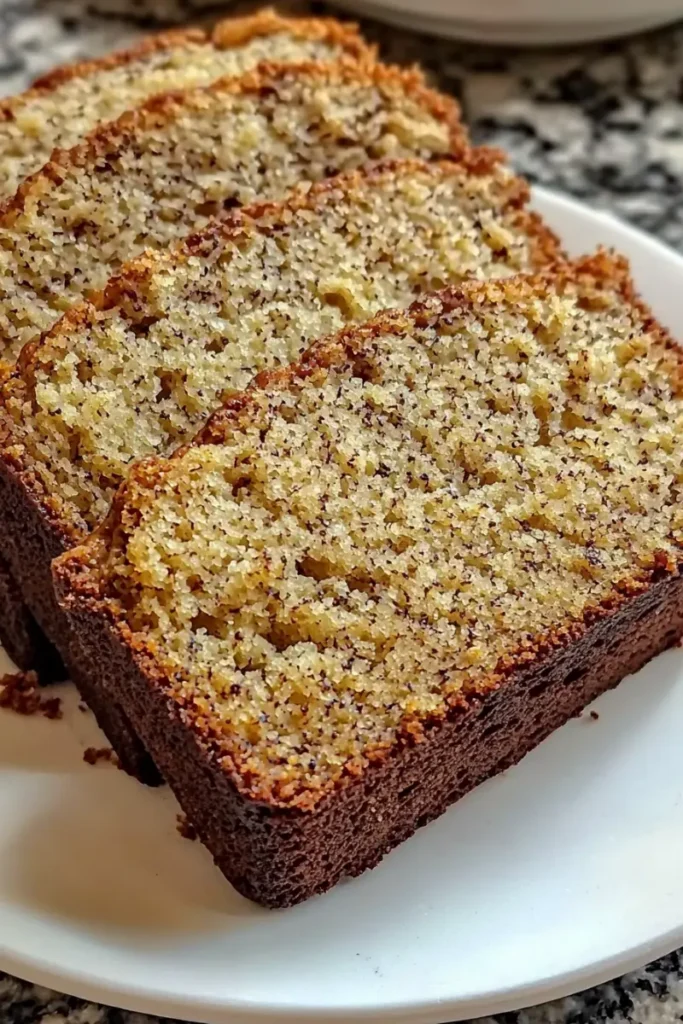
[0,465,161,785]
[0,554,66,679]
[59,565,683,908]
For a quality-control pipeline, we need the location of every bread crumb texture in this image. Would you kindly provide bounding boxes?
[0,9,368,199]
[5,158,557,528]
[71,260,683,804]
[0,61,459,371]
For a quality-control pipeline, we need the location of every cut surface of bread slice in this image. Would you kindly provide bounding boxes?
[53,253,683,905]
[0,9,372,201]
[4,154,561,532]
[0,59,463,376]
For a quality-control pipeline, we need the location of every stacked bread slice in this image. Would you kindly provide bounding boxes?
[1,9,678,907]
[0,17,459,723]
[3,155,559,528]
[0,60,466,376]
[0,45,468,776]
[0,8,373,684]
[0,142,558,779]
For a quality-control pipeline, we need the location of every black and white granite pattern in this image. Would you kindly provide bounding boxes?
[1,2,683,1022]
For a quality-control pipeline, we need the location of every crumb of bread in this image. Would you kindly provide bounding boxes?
[0,670,63,718]
[83,745,120,767]
[176,813,198,841]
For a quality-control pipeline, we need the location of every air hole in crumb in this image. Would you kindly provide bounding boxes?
[482,719,504,739]
[127,316,160,337]
[398,781,418,800]
[529,672,553,698]
[564,665,584,685]
[190,611,225,638]
[194,199,221,219]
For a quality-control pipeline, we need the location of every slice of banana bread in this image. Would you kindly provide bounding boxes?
[53,253,683,905]
[0,59,463,377]
[0,9,371,201]
[0,9,369,681]
[0,153,560,780]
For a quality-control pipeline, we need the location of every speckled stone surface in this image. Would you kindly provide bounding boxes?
[1,2,683,1022]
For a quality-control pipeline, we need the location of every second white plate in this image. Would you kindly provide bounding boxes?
[336,0,683,44]
[1,188,683,1024]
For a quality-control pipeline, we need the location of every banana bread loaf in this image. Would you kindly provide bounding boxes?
[0,153,560,780]
[53,253,683,905]
[0,9,371,676]
[0,59,463,777]
[0,54,460,708]
[0,9,371,201]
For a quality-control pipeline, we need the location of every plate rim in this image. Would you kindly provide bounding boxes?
[2,922,683,1023]
[2,185,683,1024]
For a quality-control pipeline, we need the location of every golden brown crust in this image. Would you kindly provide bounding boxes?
[0,30,203,112]
[0,9,371,119]
[209,8,370,54]
[509,208,564,273]
[14,302,99,383]
[0,58,462,227]
[53,252,683,810]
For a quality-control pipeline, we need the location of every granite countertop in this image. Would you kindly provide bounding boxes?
[1,1,683,1022]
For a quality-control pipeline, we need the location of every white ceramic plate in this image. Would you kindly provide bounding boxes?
[335,0,683,44]
[1,188,683,1024]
